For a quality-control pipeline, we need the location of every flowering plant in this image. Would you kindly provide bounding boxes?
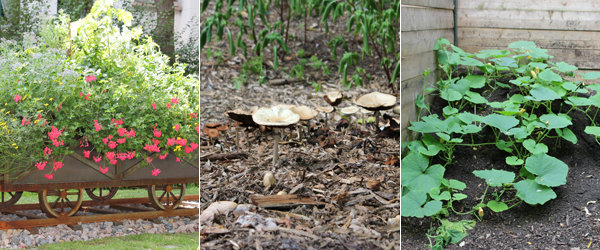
[0,0,199,179]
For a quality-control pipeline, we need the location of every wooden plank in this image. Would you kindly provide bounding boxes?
[459,0,600,12]
[401,50,437,81]
[250,195,325,209]
[458,27,600,50]
[400,73,437,142]
[402,7,454,31]
[457,9,600,31]
[401,0,454,10]
[401,29,454,57]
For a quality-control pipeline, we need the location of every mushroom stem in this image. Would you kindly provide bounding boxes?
[273,128,280,166]
[324,113,328,128]
[375,111,380,129]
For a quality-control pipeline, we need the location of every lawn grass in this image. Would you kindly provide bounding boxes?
[31,232,199,250]
[16,184,199,205]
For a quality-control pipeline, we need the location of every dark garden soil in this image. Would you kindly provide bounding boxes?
[402,83,600,249]
[200,3,400,250]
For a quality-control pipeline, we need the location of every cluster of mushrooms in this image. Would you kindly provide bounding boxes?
[224,91,399,166]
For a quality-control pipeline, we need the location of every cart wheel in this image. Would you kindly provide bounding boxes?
[85,187,118,203]
[147,184,186,211]
[38,188,83,218]
[0,191,22,210]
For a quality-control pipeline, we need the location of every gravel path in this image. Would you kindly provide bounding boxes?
[0,213,198,249]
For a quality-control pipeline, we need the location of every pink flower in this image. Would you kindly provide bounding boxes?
[152,138,160,145]
[190,143,198,151]
[79,138,89,148]
[177,138,187,147]
[176,157,182,162]
[117,153,128,161]
[146,157,153,163]
[190,113,198,119]
[127,129,136,138]
[112,118,123,127]
[105,152,115,160]
[167,138,176,146]
[93,156,102,163]
[151,169,161,176]
[43,147,52,157]
[152,102,157,110]
[117,138,126,144]
[102,137,109,144]
[108,141,118,149]
[99,166,109,174]
[85,75,97,82]
[83,150,90,158]
[110,159,117,165]
[166,103,172,108]
[117,127,128,136]
[171,98,179,104]
[21,117,30,126]
[48,126,63,140]
[174,124,180,131]
[52,139,64,148]
[153,128,161,138]
[185,146,193,153]
[144,144,160,153]
[35,161,47,170]
[84,93,91,101]
[53,161,64,171]
[196,124,200,134]
[127,151,135,159]
[13,95,21,103]
[94,120,102,131]
[44,174,53,180]
[56,102,62,112]
[158,153,168,160]
[79,92,83,97]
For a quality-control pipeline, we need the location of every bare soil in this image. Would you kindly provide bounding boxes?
[200,2,400,249]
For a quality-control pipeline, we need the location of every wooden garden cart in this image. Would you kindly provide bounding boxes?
[0,148,198,218]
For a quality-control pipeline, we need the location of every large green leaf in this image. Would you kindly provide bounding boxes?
[557,128,577,144]
[401,190,443,218]
[509,40,538,50]
[464,91,488,104]
[475,49,510,59]
[481,114,519,132]
[490,57,518,68]
[514,179,557,205]
[487,200,509,212]
[522,139,548,155]
[581,71,600,80]
[473,169,515,187]
[402,152,445,193]
[408,115,446,133]
[460,57,484,67]
[538,69,562,83]
[538,114,572,129]
[554,62,578,73]
[566,96,592,106]
[505,156,524,166]
[524,154,568,187]
[529,84,561,101]
[585,126,600,137]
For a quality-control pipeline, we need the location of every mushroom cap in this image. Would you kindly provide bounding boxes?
[384,113,400,128]
[274,104,296,110]
[226,109,257,127]
[252,106,300,127]
[315,105,334,113]
[354,92,397,111]
[393,105,400,114]
[290,105,319,120]
[340,106,360,115]
[324,90,343,106]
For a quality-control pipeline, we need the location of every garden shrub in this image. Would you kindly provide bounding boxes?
[0,0,198,178]
[402,38,600,249]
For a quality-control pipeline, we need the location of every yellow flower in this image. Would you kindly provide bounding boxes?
[174,145,182,152]
[49,98,53,101]
[44,103,49,106]
[58,81,63,85]
[11,143,16,146]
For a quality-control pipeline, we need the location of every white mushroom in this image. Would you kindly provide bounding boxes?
[355,92,397,128]
[324,90,343,107]
[316,105,334,127]
[290,105,319,140]
[252,106,300,166]
[340,106,359,136]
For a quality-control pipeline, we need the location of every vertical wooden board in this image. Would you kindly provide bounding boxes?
[402,29,454,57]
[402,7,454,31]
[401,0,454,10]
[401,72,437,142]
[458,28,600,50]
[401,51,436,81]
[458,0,600,12]
[457,9,600,31]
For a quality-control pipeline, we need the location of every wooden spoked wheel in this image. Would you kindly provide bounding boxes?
[0,191,22,210]
[38,188,83,218]
[147,184,186,211]
[85,187,118,203]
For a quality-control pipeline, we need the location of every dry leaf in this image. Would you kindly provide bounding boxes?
[366,179,381,191]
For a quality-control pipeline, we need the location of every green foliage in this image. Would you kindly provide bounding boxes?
[201,0,399,90]
[402,38,600,248]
